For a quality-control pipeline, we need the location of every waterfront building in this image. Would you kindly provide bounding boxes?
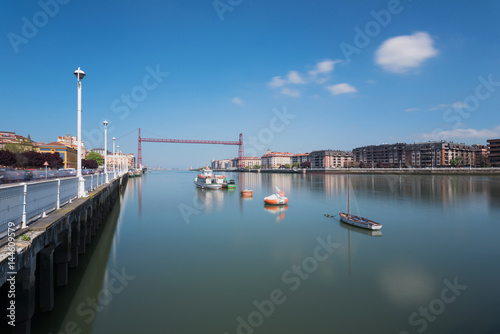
[310,150,353,168]
[261,149,293,169]
[487,139,500,167]
[38,142,78,169]
[353,141,476,167]
[107,153,135,169]
[57,134,86,159]
[472,144,488,167]
[90,148,111,156]
[127,153,136,168]
[291,153,310,166]
[238,156,261,168]
[211,159,233,170]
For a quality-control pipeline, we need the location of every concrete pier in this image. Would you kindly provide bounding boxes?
[0,174,128,333]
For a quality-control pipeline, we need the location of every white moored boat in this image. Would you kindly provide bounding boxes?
[339,212,382,230]
[264,185,288,205]
[194,169,225,189]
[339,172,382,230]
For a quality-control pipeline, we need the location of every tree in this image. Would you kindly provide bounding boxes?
[0,149,16,166]
[21,151,44,168]
[86,152,103,166]
[284,164,291,169]
[82,159,98,169]
[43,152,64,168]
[4,138,35,153]
[292,162,299,168]
[300,161,311,168]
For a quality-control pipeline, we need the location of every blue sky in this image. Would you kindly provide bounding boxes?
[1,0,500,168]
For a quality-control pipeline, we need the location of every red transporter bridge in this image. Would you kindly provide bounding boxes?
[137,128,244,168]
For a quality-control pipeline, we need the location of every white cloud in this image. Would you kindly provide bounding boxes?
[405,108,419,112]
[421,126,500,140]
[281,88,301,97]
[429,101,467,111]
[232,97,243,105]
[268,76,287,88]
[452,101,466,109]
[309,59,340,75]
[287,71,306,84]
[365,79,376,84]
[375,32,439,73]
[326,83,357,95]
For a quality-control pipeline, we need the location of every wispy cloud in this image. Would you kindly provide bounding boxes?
[281,88,301,97]
[268,76,287,88]
[421,126,500,140]
[232,97,244,105]
[268,59,342,96]
[375,32,439,73]
[309,60,340,76]
[405,108,419,112]
[287,71,306,84]
[326,83,357,95]
[429,101,466,111]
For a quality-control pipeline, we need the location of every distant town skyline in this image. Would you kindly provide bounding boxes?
[2,1,500,168]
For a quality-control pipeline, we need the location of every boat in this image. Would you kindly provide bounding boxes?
[264,185,288,205]
[240,189,253,197]
[339,173,382,230]
[222,179,236,189]
[194,169,225,189]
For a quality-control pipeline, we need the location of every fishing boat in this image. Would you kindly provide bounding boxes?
[240,189,253,197]
[339,173,382,230]
[264,185,288,205]
[194,169,225,189]
[222,179,236,189]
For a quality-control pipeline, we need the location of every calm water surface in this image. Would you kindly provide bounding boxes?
[32,171,500,334]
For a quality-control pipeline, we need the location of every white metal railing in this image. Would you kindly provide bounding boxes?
[0,172,119,239]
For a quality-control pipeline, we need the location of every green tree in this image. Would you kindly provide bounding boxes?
[4,138,35,153]
[292,162,299,168]
[284,164,291,169]
[86,152,103,166]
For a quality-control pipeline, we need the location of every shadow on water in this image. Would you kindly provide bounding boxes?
[30,191,124,334]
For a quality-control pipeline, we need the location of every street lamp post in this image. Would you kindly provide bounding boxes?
[117,145,120,176]
[103,120,109,183]
[112,137,116,179]
[74,67,87,198]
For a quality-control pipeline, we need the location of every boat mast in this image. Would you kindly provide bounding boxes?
[347,172,350,215]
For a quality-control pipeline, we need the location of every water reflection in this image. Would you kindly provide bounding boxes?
[339,221,383,237]
[263,204,288,222]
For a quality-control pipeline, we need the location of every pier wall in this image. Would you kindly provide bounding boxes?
[0,174,128,333]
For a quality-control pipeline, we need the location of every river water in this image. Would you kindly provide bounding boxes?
[32,171,500,334]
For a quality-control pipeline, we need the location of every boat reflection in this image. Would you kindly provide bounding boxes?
[194,188,225,213]
[339,221,383,237]
[264,204,288,222]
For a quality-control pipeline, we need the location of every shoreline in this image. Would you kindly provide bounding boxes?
[212,167,500,175]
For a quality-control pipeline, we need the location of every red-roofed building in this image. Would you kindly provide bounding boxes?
[261,149,294,169]
[57,134,86,159]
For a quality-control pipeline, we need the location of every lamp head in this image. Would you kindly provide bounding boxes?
[73,67,86,80]
[103,120,108,126]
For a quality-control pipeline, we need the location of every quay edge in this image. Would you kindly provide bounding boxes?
[0,174,128,333]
